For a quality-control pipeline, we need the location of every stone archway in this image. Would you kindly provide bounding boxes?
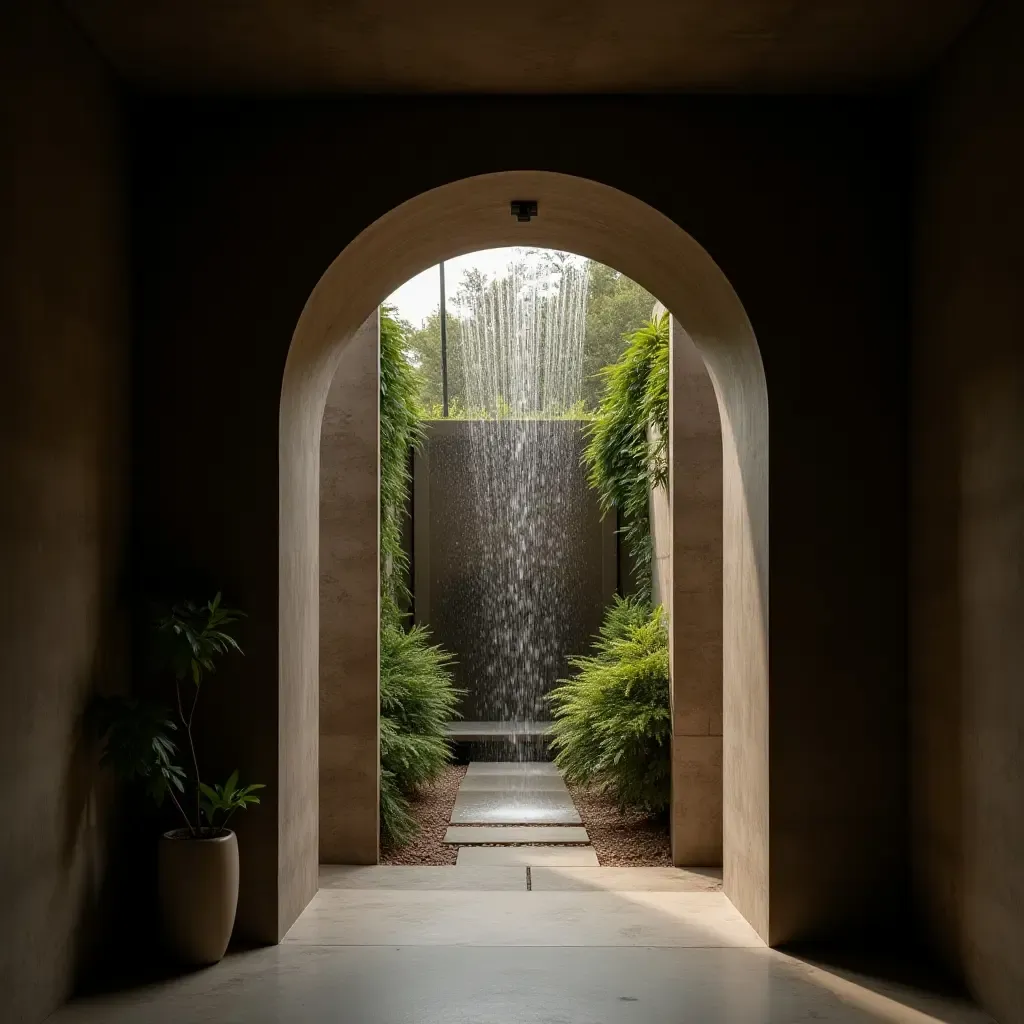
[280,171,768,940]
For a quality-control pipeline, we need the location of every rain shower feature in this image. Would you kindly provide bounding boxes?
[445,250,592,749]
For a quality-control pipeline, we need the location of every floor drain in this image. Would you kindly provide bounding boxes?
[526,866,532,891]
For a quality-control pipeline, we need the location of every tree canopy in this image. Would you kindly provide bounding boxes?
[401,256,656,414]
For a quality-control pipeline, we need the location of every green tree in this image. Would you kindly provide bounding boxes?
[404,310,463,411]
[582,263,657,409]
[401,257,657,415]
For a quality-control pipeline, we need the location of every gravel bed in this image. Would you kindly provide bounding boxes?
[381,764,466,865]
[565,781,672,866]
[381,764,671,866]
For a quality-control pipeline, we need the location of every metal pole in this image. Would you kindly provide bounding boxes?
[439,261,449,417]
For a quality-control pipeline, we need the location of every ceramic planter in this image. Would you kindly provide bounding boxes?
[158,828,239,964]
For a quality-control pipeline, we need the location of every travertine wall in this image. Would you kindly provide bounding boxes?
[668,317,724,866]
[649,304,724,866]
[319,313,379,863]
[0,3,129,1021]
[912,0,1024,1019]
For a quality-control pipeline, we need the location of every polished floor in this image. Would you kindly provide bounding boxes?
[50,867,994,1024]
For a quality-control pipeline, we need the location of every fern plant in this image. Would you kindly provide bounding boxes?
[547,596,671,815]
[582,313,669,595]
[378,305,461,847]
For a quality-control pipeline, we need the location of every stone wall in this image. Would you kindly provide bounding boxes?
[649,301,724,865]
[0,4,129,1021]
[320,314,379,864]
[911,0,1024,1019]
[412,419,614,722]
[667,316,724,866]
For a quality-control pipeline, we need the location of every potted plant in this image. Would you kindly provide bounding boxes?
[90,593,264,965]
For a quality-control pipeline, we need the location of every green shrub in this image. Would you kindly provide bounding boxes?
[380,623,459,785]
[377,305,460,847]
[547,596,671,815]
[582,313,669,596]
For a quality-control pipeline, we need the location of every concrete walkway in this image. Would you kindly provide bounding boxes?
[446,761,598,865]
[51,866,994,1024]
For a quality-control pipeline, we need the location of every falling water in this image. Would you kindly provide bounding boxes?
[453,250,590,758]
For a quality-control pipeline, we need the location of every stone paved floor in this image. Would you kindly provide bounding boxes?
[447,761,592,856]
[50,866,994,1024]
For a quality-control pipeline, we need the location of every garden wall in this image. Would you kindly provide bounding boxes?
[412,419,615,722]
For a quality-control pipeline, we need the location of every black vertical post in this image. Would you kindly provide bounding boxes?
[439,261,449,417]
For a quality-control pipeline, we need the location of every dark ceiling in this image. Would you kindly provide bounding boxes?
[64,0,983,93]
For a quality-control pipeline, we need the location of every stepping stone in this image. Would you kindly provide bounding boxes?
[451,789,582,825]
[457,846,599,866]
[446,721,552,740]
[443,826,590,845]
[465,761,560,777]
[458,773,568,792]
[529,866,724,892]
[317,865,526,891]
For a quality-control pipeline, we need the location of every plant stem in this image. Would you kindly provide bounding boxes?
[176,678,203,831]
[166,784,195,836]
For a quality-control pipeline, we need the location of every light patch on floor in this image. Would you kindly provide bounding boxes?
[283,889,766,947]
[530,865,723,891]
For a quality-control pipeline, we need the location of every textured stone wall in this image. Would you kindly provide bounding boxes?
[412,419,614,722]
[0,4,128,1021]
[911,0,1024,1018]
[319,314,380,863]
[648,303,724,866]
[667,317,724,866]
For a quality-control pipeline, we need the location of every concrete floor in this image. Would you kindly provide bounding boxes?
[50,868,994,1024]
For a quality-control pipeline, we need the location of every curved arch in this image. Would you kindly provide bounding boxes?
[280,171,769,939]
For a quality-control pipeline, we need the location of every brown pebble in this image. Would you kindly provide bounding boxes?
[382,765,670,866]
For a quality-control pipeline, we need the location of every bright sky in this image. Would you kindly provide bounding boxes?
[386,247,572,328]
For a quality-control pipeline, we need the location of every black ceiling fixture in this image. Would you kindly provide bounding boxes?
[510,200,538,222]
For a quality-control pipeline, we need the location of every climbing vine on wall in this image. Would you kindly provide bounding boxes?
[378,306,460,847]
[582,312,669,595]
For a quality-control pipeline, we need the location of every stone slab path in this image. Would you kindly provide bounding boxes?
[444,826,590,844]
[450,790,581,824]
[456,846,600,866]
[447,760,595,862]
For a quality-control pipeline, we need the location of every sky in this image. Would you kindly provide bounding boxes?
[386,247,571,328]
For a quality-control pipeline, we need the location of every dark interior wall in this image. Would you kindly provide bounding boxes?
[129,93,910,943]
[912,0,1024,1019]
[0,4,129,1022]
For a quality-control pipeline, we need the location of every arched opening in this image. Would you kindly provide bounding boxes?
[281,171,768,939]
